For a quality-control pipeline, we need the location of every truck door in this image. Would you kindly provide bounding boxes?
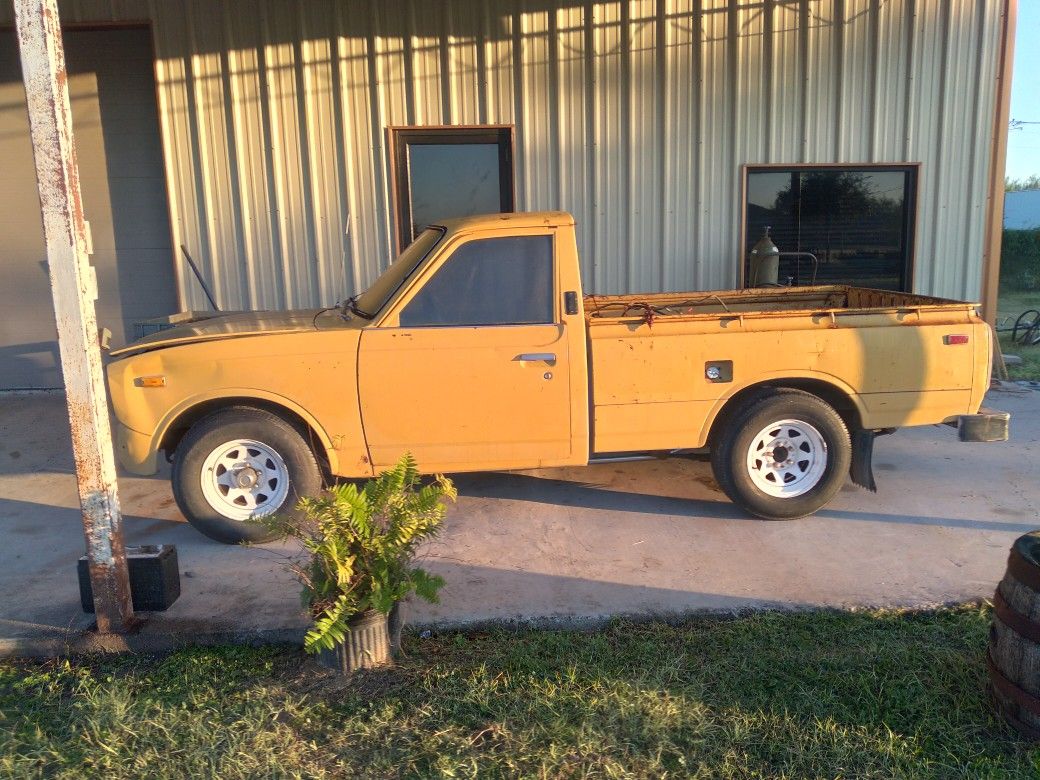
[358,231,578,473]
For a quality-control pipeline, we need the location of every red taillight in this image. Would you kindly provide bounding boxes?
[944,334,969,345]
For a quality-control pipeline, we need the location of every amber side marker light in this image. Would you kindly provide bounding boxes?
[943,335,970,345]
[134,375,167,388]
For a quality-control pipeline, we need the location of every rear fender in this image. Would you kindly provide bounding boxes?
[700,370,868,448]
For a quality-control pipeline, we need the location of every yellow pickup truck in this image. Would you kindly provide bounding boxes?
[107,211,1008,543]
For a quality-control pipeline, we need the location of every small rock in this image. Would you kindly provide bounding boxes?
[1003,354,1023,366]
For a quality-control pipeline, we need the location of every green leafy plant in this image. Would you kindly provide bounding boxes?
[1000,228,1040,292]
[265,454,456,653]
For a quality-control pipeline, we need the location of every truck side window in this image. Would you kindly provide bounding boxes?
[399,235,554,327]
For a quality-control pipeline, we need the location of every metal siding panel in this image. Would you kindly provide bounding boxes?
[699,0,733,290]
[592,1,627,293]
[804,0,840,162]
[768,0,804,161]
[935,0,977,298]
[663,0,698,292]
[409,0,445,126]
[941,0,992,301]
[62,0,118,22]
[519,2,555,212]
[732,0,768,285]
[223,0,277,310]
[965,0,1001,301]
[300,0,351,306]
[556,3,593,289]
[261,1,319,309]
[906,0,944,294]
[186,1,246,310]
[483,0,516,125]
[871,0,911,160]
[733,0,767,166]
[375,4,411,130]
[447,2,482,124]
[335,5,391,292]
[5,0,1005,309]
[628,0,662,293]
[839,0,875,161]
[149,0,209,311]
[108,0,144,21]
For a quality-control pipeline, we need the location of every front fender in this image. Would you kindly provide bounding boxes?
[107,328,371,478]
[152,389,343,475]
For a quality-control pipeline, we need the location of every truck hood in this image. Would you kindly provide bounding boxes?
[109,309,327,357]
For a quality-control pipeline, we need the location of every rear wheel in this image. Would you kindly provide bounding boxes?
[172,407,323,544]
[711,389,851,520]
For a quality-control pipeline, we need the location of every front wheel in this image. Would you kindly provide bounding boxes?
[171,407,323,544]
[711,389,851,520]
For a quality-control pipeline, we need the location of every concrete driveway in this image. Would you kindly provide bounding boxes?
[1,387,1037,655]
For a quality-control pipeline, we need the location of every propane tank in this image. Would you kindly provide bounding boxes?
[749,226,780,287]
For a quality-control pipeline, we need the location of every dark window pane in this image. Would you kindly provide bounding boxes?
[400,236,554,327]
[744,167,915,291]
[408,143,502,236]
[746,171,801,274]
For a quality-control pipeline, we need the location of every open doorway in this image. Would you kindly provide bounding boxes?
[0,26,178,389]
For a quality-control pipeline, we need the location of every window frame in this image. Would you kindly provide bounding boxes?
[738,162,921,291]
[388,125,516,254]
[377,227,559,330]
[398,233,556,329]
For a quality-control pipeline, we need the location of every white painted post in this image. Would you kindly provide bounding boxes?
[13,0,135,633]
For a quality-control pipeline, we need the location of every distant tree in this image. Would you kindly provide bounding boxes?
[1006,175,1040,192]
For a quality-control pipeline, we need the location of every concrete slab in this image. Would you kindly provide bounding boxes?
[1,388,1037,656]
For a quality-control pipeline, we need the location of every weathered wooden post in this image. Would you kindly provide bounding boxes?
[13,0,135,633]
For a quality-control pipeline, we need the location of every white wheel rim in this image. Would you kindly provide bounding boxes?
[199,439,290,521]
[745,418,828,498]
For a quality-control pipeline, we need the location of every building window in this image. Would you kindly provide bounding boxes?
[743,165,918,290]
[390,126,514,252]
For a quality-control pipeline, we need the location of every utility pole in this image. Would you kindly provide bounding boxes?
[13,0,135,633]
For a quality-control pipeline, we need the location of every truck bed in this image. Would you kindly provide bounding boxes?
[584,285,977,322]
[582,285,989,455]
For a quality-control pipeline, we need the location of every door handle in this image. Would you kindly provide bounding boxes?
[515,353,556,363]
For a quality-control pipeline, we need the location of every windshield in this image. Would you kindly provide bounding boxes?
[352,228,444,317]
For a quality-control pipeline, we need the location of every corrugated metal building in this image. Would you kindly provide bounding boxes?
[0,0,1014,388]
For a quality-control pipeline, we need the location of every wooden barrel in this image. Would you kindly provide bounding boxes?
[988,531,1040,739]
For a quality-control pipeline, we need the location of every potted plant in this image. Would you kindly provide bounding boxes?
[266,454,455,673]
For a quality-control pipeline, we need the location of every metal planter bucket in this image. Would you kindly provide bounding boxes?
[316,609,391,674]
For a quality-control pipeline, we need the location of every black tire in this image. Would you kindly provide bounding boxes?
[1026,321,1040,347]
[710,389,851,520]
[171,406,323,544]
[1012,310,1040,345]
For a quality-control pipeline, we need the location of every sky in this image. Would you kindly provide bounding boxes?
[1006,0,1040,180]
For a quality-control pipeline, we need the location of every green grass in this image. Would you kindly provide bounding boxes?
[997,290,1040,381]
[2,606,1037,779]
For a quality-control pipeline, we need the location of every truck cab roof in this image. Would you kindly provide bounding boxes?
[433,211,575,232]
